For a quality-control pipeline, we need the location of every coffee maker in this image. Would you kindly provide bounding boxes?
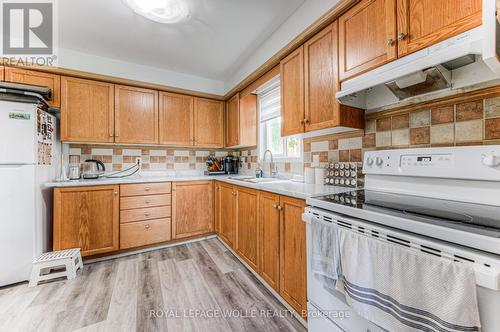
[223,155,239,174]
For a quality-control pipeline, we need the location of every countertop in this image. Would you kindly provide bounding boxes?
[45,172,354,200]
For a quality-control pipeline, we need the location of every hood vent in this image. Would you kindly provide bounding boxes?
[0,81,51,106]
[384,66,451,100]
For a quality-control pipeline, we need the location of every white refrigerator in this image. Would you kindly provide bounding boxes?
[0,100,60,286]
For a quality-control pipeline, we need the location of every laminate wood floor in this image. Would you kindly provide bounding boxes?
[0,238,306,332]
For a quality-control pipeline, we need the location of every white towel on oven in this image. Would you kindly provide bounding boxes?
[311,218,341,290]
[336,228,481,332]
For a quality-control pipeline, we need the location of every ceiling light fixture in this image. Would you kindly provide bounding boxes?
[123,0,190,24]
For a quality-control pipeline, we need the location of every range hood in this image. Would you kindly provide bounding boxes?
[337,0,500,111]
[0,81,51,106]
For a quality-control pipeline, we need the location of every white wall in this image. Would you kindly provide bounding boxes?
[58,48,225,95]
[223,0,341,93]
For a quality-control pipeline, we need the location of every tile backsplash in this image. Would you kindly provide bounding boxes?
[66,144,233,173]
[238,94,500,176]
[66,92,500,177]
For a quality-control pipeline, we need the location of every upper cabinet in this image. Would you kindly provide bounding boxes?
[159,92,194,146]
[396,0,482,57]
[280,46,305,136]
[339,0,482,81]
[281,28,365,137]
[114,85,159,144]
[61,76,115,143]
[4,67,61,107]
[225,93,257,148]
[194,97,224,148]
[339,0,397,81]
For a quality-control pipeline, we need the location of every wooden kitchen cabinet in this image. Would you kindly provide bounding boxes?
[396,0,482,57]
[0,66,4,81]
[114,85,159,144]
[159,92,194,146]
[53,185,119,257]
[235,187,259,271]
[4,67,61,107]
[258,192,281,291]
[339,0,397,81]
[61,76,115,143]
[194,97,224,147]
[280,46,305,136]
[225,93,257,148]
[217,182,237,248]
[172,181,213,239]
[280,196,307,317]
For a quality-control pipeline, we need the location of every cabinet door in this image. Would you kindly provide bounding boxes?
[226,94,240,147]
[259,192,281,291]
[218,183,236,248]
[0,66,4,81]
[280,196,307,317]
[61,76,115,142]
[339,0,397,81]
[172,181,213,239]
[397,0,482,57]
[4,67,60,107]
[238,94,257,147]
[115,85,158,144]
[194,97,224,147]
[53,185,119,257]
[280,46,305,136]
[304,22,340,132]
[235,187,259,271]
[159,92,193,145]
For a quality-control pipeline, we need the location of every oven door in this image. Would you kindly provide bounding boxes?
[305,212,385,332]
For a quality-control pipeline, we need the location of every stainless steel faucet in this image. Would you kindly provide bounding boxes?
[262,149,277,178]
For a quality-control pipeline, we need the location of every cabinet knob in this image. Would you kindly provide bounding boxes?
[397,33,407,41]
[299,119,305,125]
[272,204,277,209]
[277,205,283,211]
[386,38,394,46]
[145,201,150,204]
[145,224,150,230]
[145,187,150,191]
[114,192,118,196]
[304,118,310,124]
[144,212,150,217]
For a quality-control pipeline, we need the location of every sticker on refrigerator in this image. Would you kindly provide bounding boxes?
[9,112,31,120]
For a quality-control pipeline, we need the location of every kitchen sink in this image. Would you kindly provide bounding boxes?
[228,176,283,183]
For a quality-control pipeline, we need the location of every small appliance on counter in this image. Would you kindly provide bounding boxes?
[204,156,225,175]
[223,155,239,175]
[82,159,106,179]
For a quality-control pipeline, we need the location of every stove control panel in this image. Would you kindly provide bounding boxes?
[363,146,500,181]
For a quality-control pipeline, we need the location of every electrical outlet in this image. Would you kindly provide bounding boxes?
[135,157,142,166]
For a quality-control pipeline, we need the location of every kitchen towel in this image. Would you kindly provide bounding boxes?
[311,218,341,290]
[336,228,481,332]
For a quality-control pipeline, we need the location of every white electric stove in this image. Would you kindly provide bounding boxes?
[303,146,500,332]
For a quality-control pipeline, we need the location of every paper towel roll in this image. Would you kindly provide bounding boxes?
[304,167,315,184]
[315,167,324,185]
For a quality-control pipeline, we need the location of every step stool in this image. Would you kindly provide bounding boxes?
[29,248,83,287]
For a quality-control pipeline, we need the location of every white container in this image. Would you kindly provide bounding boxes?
[315,167,324,185]
[304,167,315,184]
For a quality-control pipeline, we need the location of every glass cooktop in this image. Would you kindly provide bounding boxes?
[315,190,500,237]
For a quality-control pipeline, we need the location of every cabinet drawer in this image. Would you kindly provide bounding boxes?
[120,218,171,249]
[120,206,171,223]
[120,182,171,196]
[120,194,171,210]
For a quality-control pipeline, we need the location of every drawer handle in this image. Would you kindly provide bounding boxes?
[145,201,151,204]
[145,187,151,191]
[144,212,150,217]
[145,224,150,230]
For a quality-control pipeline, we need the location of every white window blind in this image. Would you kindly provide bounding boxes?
[258,76,281,122]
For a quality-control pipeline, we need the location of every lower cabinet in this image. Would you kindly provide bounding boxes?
[216,182,237,247]
[258,191,281,291]
[235,187,259,271]
[279,196,307,317]
[172,181,213,239]
[119,183,172,249]
[215,181,307,317]
[53,185,120,257]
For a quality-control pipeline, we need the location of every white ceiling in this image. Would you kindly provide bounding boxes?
[59,0,305,82]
